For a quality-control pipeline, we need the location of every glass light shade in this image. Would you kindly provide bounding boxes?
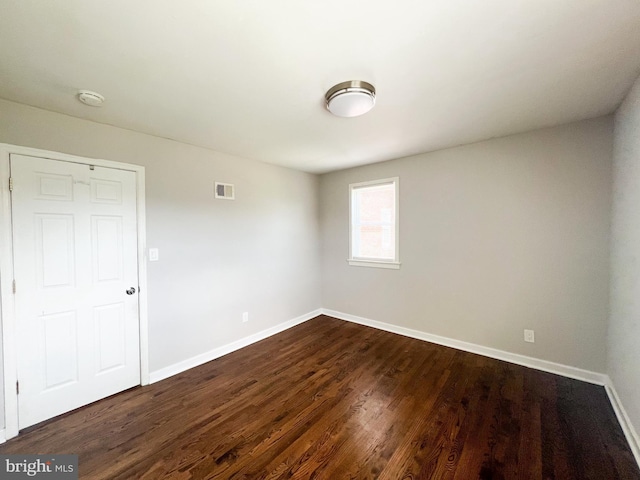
[325,81,376,118]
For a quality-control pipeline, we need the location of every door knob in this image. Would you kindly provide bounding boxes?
[126,287,136,295]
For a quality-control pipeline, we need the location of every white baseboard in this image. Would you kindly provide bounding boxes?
[149,309,321,384]
[0,429,5,444]
[321,309,608,386]
[605,379,640,468]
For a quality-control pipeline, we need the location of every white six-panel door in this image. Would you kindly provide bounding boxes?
[11,154,141,429]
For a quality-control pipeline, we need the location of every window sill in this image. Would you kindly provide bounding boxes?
[347,259,401,269]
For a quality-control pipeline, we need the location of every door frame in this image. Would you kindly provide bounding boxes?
[0,143,150,440]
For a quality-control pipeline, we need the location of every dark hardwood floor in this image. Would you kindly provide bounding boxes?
[1,315,638,479]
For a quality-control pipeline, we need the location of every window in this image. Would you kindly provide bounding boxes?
[349,177,400,269]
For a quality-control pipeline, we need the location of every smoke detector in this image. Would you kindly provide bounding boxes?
[77,90,105,107]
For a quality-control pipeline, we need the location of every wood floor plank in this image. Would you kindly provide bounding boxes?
[0,315,638,479]
[516,371,543,480]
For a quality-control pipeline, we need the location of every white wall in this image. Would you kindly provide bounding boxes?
[0,99,322,429]
[609,74,640,440]
[320,117,613,373]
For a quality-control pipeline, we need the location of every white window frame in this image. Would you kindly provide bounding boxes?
[348,177,400,269]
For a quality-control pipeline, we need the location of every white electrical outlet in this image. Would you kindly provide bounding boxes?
[242,312,249,323]
[524,329,535,343]
[148,248,159,262]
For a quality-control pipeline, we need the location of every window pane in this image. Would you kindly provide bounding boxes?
[352,182,395,260]
[355,224,395,259]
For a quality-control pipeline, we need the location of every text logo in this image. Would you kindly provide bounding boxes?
[0,455,78,479]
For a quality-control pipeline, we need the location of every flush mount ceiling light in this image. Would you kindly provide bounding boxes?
[325,80,376,118]
[77,90,105,107]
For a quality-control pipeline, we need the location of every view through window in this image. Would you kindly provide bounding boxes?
[349,178,399,267]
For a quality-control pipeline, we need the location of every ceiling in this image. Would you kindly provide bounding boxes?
[1,1,640,174]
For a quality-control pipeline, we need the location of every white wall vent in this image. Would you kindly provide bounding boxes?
[215,182,235,200]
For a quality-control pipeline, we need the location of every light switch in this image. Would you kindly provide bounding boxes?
[148,248,159,262]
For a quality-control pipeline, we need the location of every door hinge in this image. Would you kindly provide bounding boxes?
[12,279,16,294]
[9,177,13,192]
[16,381,19,395]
